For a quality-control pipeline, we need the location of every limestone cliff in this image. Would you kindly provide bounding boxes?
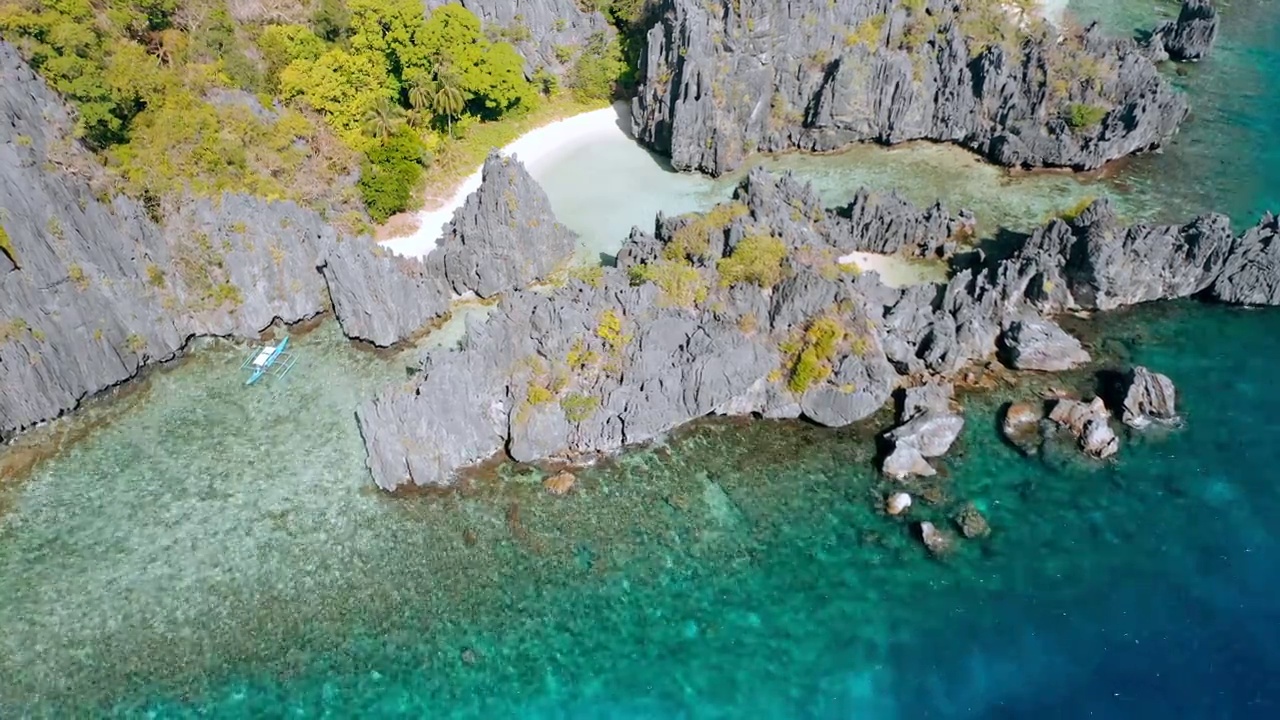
[1147,0,1219,62]
[427,151,578,298]
[631,0,1187,176]
[0,42,447,439]
[358,168,1280,492]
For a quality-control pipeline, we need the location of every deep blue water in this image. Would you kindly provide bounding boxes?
[4,0,1280,717]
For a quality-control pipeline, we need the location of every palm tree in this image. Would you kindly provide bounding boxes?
[363,98,405,141]
[407,81,432,115]
[429,67,467,138]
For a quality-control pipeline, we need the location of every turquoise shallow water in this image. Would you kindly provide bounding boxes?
[4,0,1280,716]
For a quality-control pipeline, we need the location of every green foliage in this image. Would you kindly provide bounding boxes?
[418,5,535,118]
[783,316,846,394]
[312,0,352,42]
[845,14,885,48]
[717,233,788,288]
[125,333,147,354]
[569,31,624,102]
[560,392,599,424]
[1065,103,1107,130]
[108,91,314,202]
[258,25,325,92]
[629,260,709,308]
[596,308,628,353]
[566,337,600,370]
[280,47,393,141]
[526,383,555,405]
[665,201,749,261]
[0,223,15,266]
[358,124,426,222]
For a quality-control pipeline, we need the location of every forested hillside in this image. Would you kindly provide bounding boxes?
[0,0,641,227]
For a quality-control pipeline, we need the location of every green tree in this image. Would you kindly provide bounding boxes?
[279,47,393,141]
[363,97,405,141]
[429,67,467,136]
[312,0,352,42]
[418,5,535,118]
[569,31,624,102]
[258,24,326,92]
[358,124,425,222]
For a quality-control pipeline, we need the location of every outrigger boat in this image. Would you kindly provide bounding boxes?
[240,336,298,385]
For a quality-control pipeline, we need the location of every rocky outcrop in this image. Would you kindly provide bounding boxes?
[0,41,447,439]
[356,166,1280,491]
[632,0,1187,176]
[424,0,613,78]
[427,152,578,298]
[999,318,1091,371]
[1048,397,1118,459]
[1120,366,1178,429]
[1146,0,1219,62]
[1209,213,1280,305]
[319,241,451,347]
[881,381,963,479]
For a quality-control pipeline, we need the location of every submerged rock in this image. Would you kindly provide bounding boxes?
[886,492,913,516]
[999,318,1091,372]
[543,471,577,496]
[918,521,955,557]
[1048,397,1119,459]
[1147,0,1220,62]
[632,0,1187,176]
[953,502,991,539]
[428,151,577,298]
[1120,366,1179,429]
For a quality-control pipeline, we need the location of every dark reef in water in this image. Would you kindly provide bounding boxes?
[631,0,1187,176]
[357,164,1280,491]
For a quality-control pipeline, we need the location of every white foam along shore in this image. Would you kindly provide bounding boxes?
[379,103,629,259]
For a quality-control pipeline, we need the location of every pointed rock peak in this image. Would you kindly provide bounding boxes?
[430,150,577,298]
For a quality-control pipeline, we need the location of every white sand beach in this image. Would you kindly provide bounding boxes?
[837,251,949,288]
[380,103,629,259]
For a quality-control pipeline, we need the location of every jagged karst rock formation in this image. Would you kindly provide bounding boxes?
[1209,212,1280,305]
[1048,397,1118,458]
[319,241,452,347]
[427,151,578,298]
[1120,366,1178,429]
[0,42,447,439]
[1146,0,1220,62]
[358,165,1280,491]
[424,0,613,78]
[632,0,1188,176]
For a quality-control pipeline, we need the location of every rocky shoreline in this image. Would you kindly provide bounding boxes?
[0,41,577,441]
[356,157,1279,491]
[630,0,1193,176]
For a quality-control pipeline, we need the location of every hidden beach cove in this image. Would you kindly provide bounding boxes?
[4,0,1280,716]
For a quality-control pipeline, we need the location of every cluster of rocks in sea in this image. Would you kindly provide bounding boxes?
[0,41,577,440]
[631,0,1190,176]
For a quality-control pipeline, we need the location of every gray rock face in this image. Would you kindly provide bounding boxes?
[999,318,1091,372]
[1147,0,1219,62]
[0,41,447,439]
[632,0,1187,176]
[1121,366,1178,429]
[424,0,613,78]
[320,241,451,347]
[428,152,577,298]
[1209,213,1280,305]
[881,381,962,478]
